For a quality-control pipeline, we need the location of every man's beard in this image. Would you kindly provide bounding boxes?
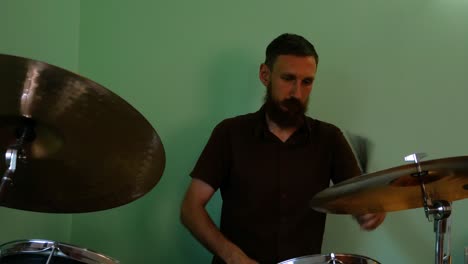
[264,84,308,129]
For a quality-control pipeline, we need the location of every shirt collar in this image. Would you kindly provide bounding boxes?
[253,104,312,142]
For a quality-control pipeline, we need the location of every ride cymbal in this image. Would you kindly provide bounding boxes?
[0,54,165,213]
[310,156,468,214]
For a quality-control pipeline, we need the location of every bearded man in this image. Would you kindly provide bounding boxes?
[180,33,385,264]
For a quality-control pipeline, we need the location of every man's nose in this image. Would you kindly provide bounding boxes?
[290,81,302,98]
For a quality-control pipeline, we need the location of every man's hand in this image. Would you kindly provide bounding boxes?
[181,179,259,264]
[353,213,386,231]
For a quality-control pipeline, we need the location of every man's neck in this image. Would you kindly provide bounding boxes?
[265,114,298,143]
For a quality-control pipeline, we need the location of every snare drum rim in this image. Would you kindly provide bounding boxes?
[278,252,381,264]
[0,239,119,264]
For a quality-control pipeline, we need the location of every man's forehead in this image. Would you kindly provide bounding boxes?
[272,55,317,74]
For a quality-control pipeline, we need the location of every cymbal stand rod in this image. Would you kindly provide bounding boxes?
[0,149,18,202]
[415,170,433,220]
[405,153,434,219]
[445,216,452,264]
[427,200,452,264]
[0,124,31,202]
[435,219,445,264]
[414,172,452,263]
[404,154,452,264]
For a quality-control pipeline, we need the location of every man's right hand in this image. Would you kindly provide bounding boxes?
[181,179,258,264]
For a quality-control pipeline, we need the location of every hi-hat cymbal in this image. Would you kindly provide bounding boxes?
[310,156,468,215]
[0,54,165,213]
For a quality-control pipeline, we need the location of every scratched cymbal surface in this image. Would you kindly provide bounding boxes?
[310,156,468,214]
[0,54,165,213]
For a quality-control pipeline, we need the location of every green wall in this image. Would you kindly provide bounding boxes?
[2,0,468,263]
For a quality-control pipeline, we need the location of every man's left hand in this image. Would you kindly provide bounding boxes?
[353,213,386,231]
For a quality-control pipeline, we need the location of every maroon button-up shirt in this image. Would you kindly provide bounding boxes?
[191,106,360,264]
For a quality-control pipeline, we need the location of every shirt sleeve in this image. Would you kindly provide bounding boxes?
[190,120,231,190]
[330,128,362,184]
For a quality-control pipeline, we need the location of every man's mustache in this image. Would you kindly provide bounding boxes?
[280,97,304,112]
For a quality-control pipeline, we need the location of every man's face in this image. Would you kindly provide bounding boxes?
[260,55,317,128]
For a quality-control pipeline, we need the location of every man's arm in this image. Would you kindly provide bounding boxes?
[334,130,386,230]
[180,178,258,264]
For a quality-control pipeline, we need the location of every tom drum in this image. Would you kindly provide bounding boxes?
[278,253,380,264]
[0,239,119,264]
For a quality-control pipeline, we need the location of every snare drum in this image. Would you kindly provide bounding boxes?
[0,239,119,264]
[278,253,380,264]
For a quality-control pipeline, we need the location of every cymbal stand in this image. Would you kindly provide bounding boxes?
[428,200,452,264]
[405,153,452,264]
[0,148,19,201]
[45,242,59,264]
[0,119,35,202]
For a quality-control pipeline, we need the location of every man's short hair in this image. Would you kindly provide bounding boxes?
[264,33,319,69]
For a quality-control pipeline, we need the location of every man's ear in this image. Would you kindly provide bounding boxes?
[259,63,270,86]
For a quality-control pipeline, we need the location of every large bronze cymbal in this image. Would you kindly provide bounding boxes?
[0,54,165,213]
[310,156,468,215]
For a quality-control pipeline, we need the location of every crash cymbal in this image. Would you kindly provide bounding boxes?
[0,54,165,213]
[310,156,468,215]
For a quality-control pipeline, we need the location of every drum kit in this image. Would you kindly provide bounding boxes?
[1,54,467,264]
[0,54,166,263]
[290,153,468,264]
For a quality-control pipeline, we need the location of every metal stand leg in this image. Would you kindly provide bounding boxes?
[430,201,452,264]
[435,218,449,264]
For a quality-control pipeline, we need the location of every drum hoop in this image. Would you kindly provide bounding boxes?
[0,239,119,264]
[278,252,381,264]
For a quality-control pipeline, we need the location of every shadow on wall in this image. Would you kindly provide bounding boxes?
[385,209,433,263]
[308,64,367,126]
[203,48,263,118]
